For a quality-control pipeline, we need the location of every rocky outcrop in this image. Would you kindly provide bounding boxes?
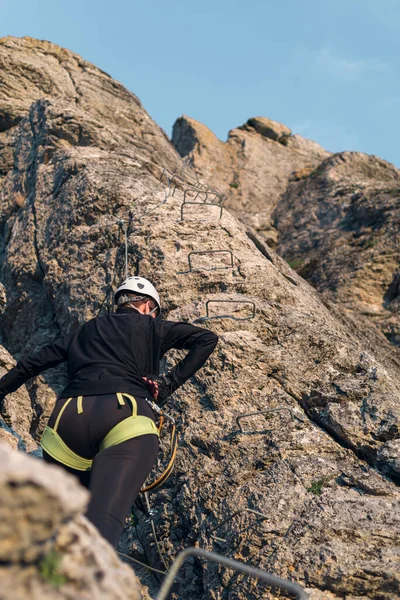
[0,442,144,599]
[172,115,329,244]
[0,36,177,164]
[0,36,400,599]
[274,151,400,348]
[172,116,400,350]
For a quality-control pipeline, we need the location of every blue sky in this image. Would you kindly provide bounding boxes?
[1,0,399,166]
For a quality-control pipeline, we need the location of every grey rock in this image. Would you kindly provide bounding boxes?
[274,151,400,350]
[0,421,19,449]
[0,345,36,448]
[172,116,400,354]
[0,441,87,562]
[0,283,7,313]
[243,117,292,142]
[0,36,399,599]
[377,439,400,478]
[172,114,329,245]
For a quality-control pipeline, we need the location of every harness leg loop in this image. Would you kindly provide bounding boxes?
[77,396,84,414]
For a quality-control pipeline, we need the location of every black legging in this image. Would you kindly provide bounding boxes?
[42,393,159,547]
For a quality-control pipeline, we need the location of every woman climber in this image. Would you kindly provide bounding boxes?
[0,277,218,547]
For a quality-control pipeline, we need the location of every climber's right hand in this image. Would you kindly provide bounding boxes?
[142,377,159,400]
[152,374,176,407]
[143,375,176,407]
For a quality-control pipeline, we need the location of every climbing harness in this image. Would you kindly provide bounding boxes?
[40,393,159,471]
[40,392,177,493]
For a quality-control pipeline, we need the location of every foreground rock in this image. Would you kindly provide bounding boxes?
[0,442,144,599]
[172,115,329,244]
[0,36,400,599]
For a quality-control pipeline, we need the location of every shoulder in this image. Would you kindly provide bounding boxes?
[163,319,218,340]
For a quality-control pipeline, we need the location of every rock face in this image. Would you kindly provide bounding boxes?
[0,344,36,447]
[172,115,329,244]
[0,36,400,600]
[0,442,144,599]
[0,280,36,448]
[0,35,185,434]
[274,152,400,348]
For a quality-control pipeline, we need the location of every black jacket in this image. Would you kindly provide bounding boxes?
[0,307,218,400]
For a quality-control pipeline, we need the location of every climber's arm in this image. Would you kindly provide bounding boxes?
[0,338,69,410]
[154,322,218,404]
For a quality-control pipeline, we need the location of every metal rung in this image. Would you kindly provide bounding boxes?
[183,188,224,205]
[236,407,295,434]
[148,168,223,214]
[183,188,208,203]
[159,169,215,200]
[180,201,223,221]
[193,300,256,323]
[209,508,269,542]
[158,169,201,203]
[162,168,208,191]
[179,250,234,274]
[156,547,308,600]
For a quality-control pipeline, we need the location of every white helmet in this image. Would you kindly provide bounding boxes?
[115,277,161,313]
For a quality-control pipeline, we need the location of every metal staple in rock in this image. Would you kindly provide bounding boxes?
[180,200,224,221]
[156,547,308,600]
[178,249,234,274]
[146,168,217,215]
[236,407,296,434]
[183,188,225,205]
[193,299,256,323]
